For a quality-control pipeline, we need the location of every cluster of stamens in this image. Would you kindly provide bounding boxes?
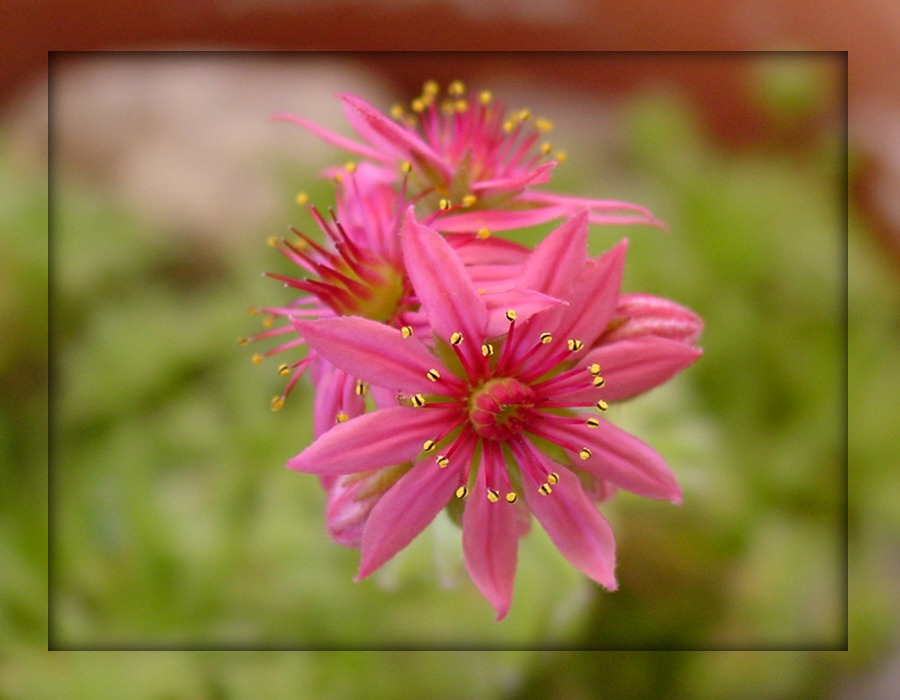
[399,310,608,504]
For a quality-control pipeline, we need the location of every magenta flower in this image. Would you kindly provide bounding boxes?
[274,80,662,233]
[288,209,701,619]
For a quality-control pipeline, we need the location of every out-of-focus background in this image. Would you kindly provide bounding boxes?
[2,3,897,698]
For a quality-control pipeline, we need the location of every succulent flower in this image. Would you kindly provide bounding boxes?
[288,210,701,619]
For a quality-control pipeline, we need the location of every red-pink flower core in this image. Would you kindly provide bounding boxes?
[469,377,536,440]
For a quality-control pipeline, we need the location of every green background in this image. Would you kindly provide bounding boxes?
[2,53,890,697]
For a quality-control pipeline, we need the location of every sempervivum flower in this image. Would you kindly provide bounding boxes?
[288,209,702,619]
[274,80,662,234]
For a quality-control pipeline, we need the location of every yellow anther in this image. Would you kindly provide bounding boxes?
[535,117,554,132]
[450,332,464,346]
[477,228,491,239]
[355,380,368,397]
[390,103,405,119]
[505,309,517,322]
[426,368,441,382]
[271,396,285,411]
[439,198,452,211]
[579,448,592,461]
[423,439,437,452]
[400,161,413,174]
[344,161,357,173]
[456,486,469,499]
[266,236,280,248]
[479,90,492,105]
[436,455,450,468]
[401,325,414,338]
[461,193,477,208]
[503,120,515,133]
[539,332,553,344]
[455,99,468,113]
[251,353,264,365]
[588,363,602,376]
[486,489,500,503]
[517,108,531,121]
[411,97,426,113]
[596,399,609,412]
[423,79,440,96]
[538,483,553,495]
[540,141,553,155]
[448,80,465,97]
[278,363,291,376]
[332,173,344,185]
[262,316,275,329]
[567,339,584,352]
[547,472,560,485]
[411,394,426,408]
[295,192,309,206]
[592,376,606,388]
[586,417,600,428]
[505,492,518,504]
[247,306,259,316]
[238,337,250,346]
[555,150,568,163]
[481,343,494,357]
[336,412,349,423]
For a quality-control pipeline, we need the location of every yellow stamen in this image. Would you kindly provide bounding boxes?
[477,228,491,240]
[436,455,450,468]
[547,472,560,485]
[439,198,452,211]
[278,363,291,376]
[390,103,405,119]
[426,368,441,382]
[538,483,552,495]
[535,117,554,132]
[539,332,553,344]
[400,161,413,174]
[423,80,440,97]
[271,396,285,411]
[355,380,368,397]
[448,80,465,97]
[481,343,494,357]
[461,193,477,208]
[456,486,468,499]
[596,399,609,412]
[401,325,414,338]
[250,353,263,365]
[586,417,600,428]
[505,492,518,504]
[423,439,436,452]
[411,97,426,113]
[505,309,517,322]
[479,90,492,105]
[579,448,592,461]
[567,339,584,352]
[344,161,356,173]
[336,412,349,423]
[266,236,279,248]
[588,363,602,376]
[411,394,426,408]
[295,192,309,206]
[486,489,500,503]
[592,376,606,388]
[450,332,464,345]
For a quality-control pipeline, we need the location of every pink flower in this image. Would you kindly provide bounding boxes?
[288,210,701,619]
[273,80,662,233]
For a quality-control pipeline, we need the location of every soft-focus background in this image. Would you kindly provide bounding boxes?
[1,46,894,698]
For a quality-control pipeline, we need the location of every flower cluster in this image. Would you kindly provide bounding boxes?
[245,80,702,620]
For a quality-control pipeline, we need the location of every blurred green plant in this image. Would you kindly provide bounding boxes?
[5,57,890,698]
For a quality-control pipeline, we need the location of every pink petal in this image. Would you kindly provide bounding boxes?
[520,461,617,590]
[536,418,682,503]
[446,234,531,265]
[519,190,665,229]
[287,405,455,476]
[554,240,628,350]
[357,457,462,579]
[271,111,392,164]
[339,94,453,183]
[602,293,704,345]
[401,210,488,355]
[483,288,564,338]
[470,162,556,195]
[581,336,702,402]
[462,456,520,621]
[516,211,589,298]
[293,316,447,394]
[311,361,365,437]
[435,206,573,233]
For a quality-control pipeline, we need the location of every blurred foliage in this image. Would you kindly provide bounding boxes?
[3,56,893,698]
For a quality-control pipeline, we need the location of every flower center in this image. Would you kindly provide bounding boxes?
[469,377,535,440]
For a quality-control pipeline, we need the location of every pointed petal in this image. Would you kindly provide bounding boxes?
[311,361,365,437]
[357,457,462,579]
[434,206,572,233]
[517,211,589,298]
[462,458,520,621]
[271,111,392,164]
[536,417,682,503]
[339,94,453,183]
[401,209,488,351]
[581,336,702,402]
[518,190,665,229]
[520,461,617,589]
[293,316,448,394]
[287,405,455,476]
[470,162,555,195]
[446,233,530,265]
[602,293,704,345]
[554,240,628,349]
